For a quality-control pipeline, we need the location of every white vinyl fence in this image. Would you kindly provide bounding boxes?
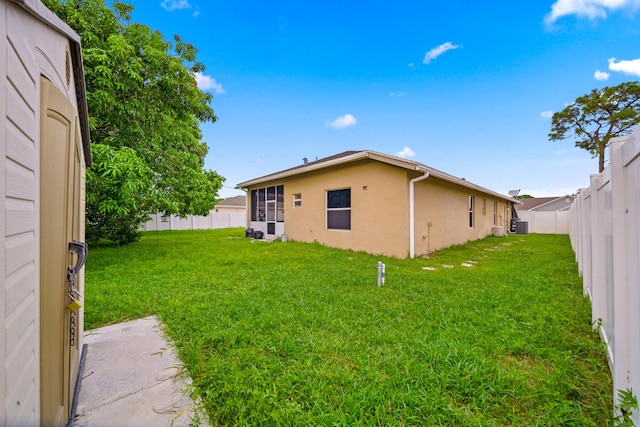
[516,210,570,234]
[142,211,247,232]
[569,131,640,423]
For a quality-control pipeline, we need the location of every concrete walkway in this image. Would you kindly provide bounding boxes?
[73,316,207,426]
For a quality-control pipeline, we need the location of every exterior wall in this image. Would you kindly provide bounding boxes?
[247,159,412,257]
[2,4,41,424]
[1,1,82,424]
[413,177,511,255]
[244,159,514,258]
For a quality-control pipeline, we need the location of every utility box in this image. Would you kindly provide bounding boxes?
[515,221,528,234]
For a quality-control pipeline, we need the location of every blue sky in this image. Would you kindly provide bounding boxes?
[129,0,640,199]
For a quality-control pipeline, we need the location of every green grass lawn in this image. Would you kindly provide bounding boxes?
[86,229,612,426]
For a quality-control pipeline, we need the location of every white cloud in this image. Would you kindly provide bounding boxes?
[325,114,357,129]
[540,110,553,119]
[160,0,191,11]
[545,0,640,24]
[594,70,611,80]
[556,149,567,155]
[608,57,640,76]
[194,72,225,94]
[423,42,460,64]
[396,147,416,158]
[193,6,200,17]
[389,92,406,97]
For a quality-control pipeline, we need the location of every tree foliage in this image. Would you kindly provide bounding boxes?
[43,0,224,244]
[86,144,153,244]
[549,81,640,172]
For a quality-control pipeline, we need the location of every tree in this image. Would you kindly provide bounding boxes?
[549,81,640,173]
[43,0,224,244]
[514,194,533,200]
[85,144,154,244]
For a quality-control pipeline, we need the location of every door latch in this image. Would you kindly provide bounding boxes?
[69,241,88,275]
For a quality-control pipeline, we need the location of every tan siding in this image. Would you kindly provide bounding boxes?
[6,81,36,142]
[5,335,38,426]
[3,2,39,424]
[6,158,36,200]
[6,33,37,112]
[0,1,7,422]
[5,231,35,277]
[6,198,35,236]
[6,323,37,389]
[5,327,37,408]
[5,292,36,350]
[7,119,36,169]
[5,264,36,317]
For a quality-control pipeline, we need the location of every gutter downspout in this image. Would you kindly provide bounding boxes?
[409,168,430,258]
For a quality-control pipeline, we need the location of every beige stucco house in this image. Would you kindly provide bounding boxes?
[1,1,90,425]
[237,151,517,258]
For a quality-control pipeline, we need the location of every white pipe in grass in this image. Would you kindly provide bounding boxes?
[377,261,386,287]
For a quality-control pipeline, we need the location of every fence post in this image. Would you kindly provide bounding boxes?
[610,136,631,409]
[590,174,605,333]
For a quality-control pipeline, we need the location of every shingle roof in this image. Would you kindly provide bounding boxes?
[517,197,559,211]
[241,151,360,185]
[236,150,518,203]
[217,195,246,207]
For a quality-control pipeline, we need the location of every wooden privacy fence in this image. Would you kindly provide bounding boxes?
[569,131,640,422]
[142,211,247,232]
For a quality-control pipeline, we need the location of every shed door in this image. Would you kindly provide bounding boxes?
[39,77,84,426]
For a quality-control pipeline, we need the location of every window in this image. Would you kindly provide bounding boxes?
[257,188,266,221]
[482,198,486,216]
[276,185,284,222]
[468,195,474,228]
[251,186,283,222]
[251,190,258,221]
[250,189,266,221]
[493,201,498,225]
[327,188,351,230]
[293,193,302,208]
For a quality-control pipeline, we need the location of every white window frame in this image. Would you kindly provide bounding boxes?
[293,193,302,208]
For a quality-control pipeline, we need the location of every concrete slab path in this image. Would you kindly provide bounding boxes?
[73,316,207,426]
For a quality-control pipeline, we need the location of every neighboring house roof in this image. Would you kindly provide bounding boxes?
[517,197,557,211]
[237,150,518,203]
[217,195,246,207]
[12,0,91,165]
[517,196,574,212]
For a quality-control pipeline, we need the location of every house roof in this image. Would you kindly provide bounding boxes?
[517,197,557,211]
[516,196,574,211]
[217,195,246,207]
[237,150,518,203]
[13,0,91,166]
